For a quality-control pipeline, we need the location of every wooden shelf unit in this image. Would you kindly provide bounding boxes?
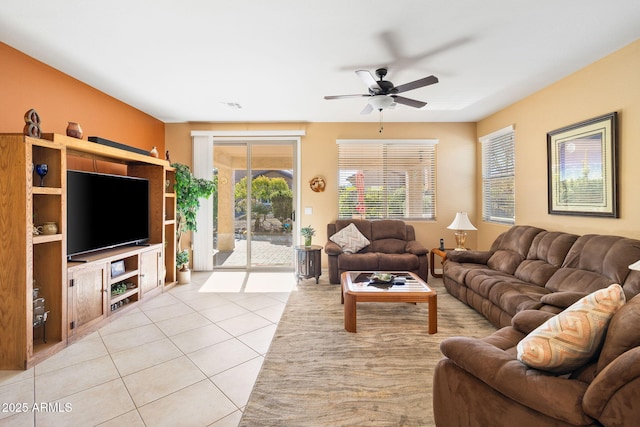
[164,167,177,286]
[0,133,175,369]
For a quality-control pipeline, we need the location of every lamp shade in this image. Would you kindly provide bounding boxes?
[369,95,394,110]
[447,212,477,231]
[629,260,640,271]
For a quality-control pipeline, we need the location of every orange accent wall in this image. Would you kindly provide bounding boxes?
[0,43,164,166]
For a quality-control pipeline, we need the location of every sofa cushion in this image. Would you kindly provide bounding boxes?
[330,223,370,253]
[545,268,617,294]
[378,253,419,271]
[485,226,545,275]
[442,261,489,287]
[525,231,579,268]
[337,252,379,271]
[487,282,550,315]
[370,219,406,240]
[368,238,406,254]
[562,235,640,285]
[487,250,525,275]
[517,284,625,374]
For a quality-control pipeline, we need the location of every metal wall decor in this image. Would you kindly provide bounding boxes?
[309,176,326,192]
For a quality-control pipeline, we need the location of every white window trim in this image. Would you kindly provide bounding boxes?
[478,125,514,144]
[480,125,516,225]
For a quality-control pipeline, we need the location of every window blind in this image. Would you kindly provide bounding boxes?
[337,140,437,220]
[481,128,515,224]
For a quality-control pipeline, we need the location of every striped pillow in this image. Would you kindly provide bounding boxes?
[517,283,625,374]
[330,223,370,253]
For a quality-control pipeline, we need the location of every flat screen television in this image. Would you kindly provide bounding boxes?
[67,170,150,258]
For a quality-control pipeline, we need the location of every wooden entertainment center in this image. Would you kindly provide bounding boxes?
[0,133,177,370]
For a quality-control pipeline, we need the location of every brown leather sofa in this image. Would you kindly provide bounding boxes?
[433,225,640,426]
[434,295,640,426]
[442,225,640,328]
[324,219,428,284]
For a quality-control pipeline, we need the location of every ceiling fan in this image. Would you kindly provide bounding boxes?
[324,68,438,114]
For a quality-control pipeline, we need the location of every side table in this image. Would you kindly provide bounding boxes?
[429,248,450,278]
[295,245,322,283]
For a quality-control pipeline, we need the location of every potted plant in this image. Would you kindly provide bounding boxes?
[172,163,216,284]
[176,249,190,284]
[301,225,316,247]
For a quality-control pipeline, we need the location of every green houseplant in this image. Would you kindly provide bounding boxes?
[176,249,190,271]
[301,225,316,247]
[172,163,216,283]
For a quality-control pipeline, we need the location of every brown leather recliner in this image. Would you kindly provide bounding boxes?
[433,294,640,426]
[324,219,428,284]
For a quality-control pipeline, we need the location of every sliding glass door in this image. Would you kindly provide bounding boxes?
[213,142,295,269]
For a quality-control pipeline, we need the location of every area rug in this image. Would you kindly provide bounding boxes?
[240,278,496,427]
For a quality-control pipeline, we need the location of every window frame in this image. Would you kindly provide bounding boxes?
[480,126,515,225]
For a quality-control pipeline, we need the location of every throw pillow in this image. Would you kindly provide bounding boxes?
[516,283,625,374]
[330,223,370,253]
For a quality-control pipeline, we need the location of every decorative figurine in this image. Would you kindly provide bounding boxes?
[23,109,42,138]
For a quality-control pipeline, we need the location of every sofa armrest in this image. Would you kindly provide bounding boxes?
[540,291,589,309]
[440,337,592,425]
[324,241,343,256]
[510,310,556,334]
[405,240,428,256]
[445,250,492,264]
[583,347,640,422]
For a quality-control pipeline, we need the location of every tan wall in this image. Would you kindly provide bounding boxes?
[165,121,477,265]
[0,43,164,155]
[476,39,640,248]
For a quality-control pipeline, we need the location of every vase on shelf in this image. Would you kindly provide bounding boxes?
[66,122,83,139]
[304,237,312,247]
[35,163,48,187]
[41,222,58,235]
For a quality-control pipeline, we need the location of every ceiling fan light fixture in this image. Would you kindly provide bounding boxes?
[369,95,394,110]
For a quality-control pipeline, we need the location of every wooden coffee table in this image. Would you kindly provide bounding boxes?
[340,271,437,334]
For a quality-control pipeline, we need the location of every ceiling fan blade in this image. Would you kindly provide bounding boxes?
[392,95,427,108]
[355,70,381,92]
[324,94,369,100]
[360,104,373,115]
[394,75,439,94]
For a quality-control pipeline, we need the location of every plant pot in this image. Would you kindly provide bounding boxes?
[304,237,312,247]
[177,268,191,284]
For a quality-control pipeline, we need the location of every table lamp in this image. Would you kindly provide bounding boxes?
[447,212,476,251]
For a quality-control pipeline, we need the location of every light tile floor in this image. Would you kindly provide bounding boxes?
[0,271,297,426]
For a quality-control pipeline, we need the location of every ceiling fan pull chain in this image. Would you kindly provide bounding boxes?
[379,109,384,133]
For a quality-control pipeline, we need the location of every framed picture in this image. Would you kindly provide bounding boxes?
[547,112,618,217]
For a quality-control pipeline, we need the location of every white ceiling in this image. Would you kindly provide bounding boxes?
[2,1,640,123]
